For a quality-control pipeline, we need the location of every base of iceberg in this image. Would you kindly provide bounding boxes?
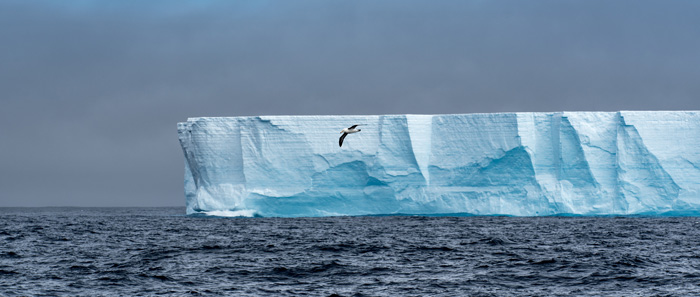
[178,111,700,217]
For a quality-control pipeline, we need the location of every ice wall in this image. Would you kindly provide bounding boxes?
[178,111,700,217]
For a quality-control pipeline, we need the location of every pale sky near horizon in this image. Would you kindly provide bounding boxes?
[1,0,699,206]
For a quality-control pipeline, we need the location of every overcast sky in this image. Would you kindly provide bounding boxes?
[1,0,699,207]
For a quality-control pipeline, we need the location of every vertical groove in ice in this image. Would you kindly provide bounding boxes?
[406,115,433,185]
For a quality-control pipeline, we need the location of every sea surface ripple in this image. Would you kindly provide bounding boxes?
[2,207,700,296]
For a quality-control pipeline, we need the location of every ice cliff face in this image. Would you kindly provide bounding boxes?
[178,111,700,217]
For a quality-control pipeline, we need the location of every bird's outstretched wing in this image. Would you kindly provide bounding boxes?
[348,124,359,129]
[339,133,348,147]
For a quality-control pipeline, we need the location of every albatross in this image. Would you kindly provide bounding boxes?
[339,124,361,147]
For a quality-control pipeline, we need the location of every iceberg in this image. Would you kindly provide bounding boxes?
[178,111,700,217]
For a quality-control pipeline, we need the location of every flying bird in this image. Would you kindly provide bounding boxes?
[339,125,361,147]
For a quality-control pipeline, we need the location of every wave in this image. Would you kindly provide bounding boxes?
[200,209,258,218]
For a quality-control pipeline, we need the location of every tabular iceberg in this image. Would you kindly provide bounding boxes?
[178,111,700,217]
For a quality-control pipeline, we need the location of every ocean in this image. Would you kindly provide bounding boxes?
[1,207,700,296]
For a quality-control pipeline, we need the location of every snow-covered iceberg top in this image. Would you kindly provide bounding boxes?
[178,111,700,217]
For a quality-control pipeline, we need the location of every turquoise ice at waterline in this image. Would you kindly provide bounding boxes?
[178,111,700,217]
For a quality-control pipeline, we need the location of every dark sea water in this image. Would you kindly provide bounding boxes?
[2,208,700,296]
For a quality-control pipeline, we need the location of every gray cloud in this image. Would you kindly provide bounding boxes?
[1,0,699,206]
